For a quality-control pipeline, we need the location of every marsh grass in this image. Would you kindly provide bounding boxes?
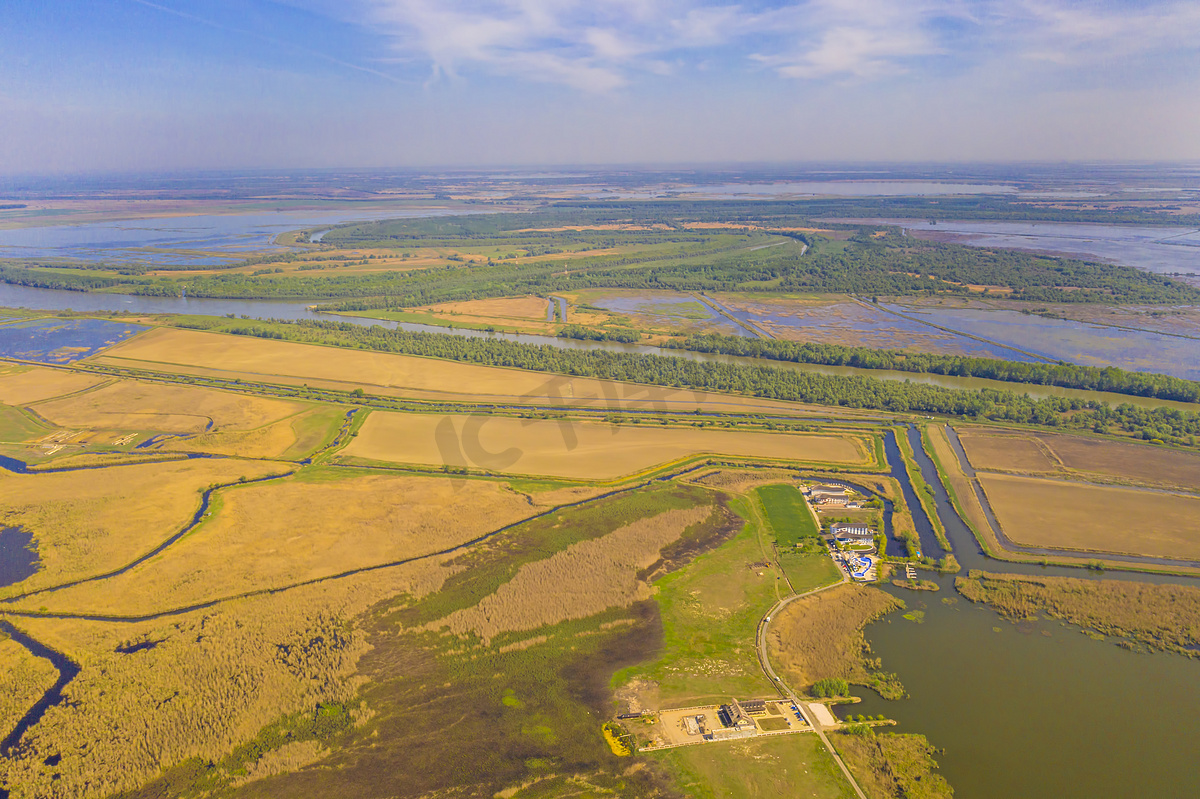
[769,584,905,699]
[956,571,1200,656]
[833,728,954,799]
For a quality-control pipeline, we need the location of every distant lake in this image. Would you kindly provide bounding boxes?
[0,207,478,266]
[674,182,1017,198]
[867,219,1200,282]
[881,302,1200,381]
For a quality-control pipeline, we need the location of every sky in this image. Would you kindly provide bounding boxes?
[2,0,1199,172]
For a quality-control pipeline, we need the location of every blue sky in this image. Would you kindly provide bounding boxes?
[2,0,1198,172]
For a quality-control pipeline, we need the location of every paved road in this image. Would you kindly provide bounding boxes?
[755,574,868,799]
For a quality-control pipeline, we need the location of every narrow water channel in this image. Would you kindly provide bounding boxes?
[846,426,1200,798]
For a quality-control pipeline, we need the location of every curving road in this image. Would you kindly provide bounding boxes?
[755,573,868,799]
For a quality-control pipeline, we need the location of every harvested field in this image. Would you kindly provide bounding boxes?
[34,379,303,434]
[957,430,1059,473]
[978,474,1200,561]
[0,634,58,738]
[342,412,866,479]
[30,471,533,615]
[432,506,713,643]
[768,584,904,698]
[424,296,549,320]
[1039,433,1200,492]
[956,571,1200,656]
[89,327,836,416]
[0,458,287,592]
[0,365,107,405]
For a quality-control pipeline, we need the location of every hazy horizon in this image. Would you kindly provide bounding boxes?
[3,0,1199,173]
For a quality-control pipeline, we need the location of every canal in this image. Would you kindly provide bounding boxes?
[845,426,1200,798]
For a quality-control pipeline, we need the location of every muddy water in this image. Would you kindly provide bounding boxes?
[844,427,1200,798]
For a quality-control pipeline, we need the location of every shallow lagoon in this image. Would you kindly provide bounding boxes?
[0,208,473,266]
[882,302,1200,380]
[0,318,144,363]
[877,219,1200,281]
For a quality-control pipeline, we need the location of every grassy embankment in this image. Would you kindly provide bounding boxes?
[893,427,953,563]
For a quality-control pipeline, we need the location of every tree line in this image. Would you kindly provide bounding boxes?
[670,332,1200,403]
[175,317,1200,447]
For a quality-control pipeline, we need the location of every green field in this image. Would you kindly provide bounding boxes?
[756,483,820,547]
[651,734,856,799]
[779,551,842,593]
[613,498,780,707]
[0,401,51,442]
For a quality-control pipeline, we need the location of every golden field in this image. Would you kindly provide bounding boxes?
[89,326,841,416]
[0,365,107,405]
[25,471,533,616]
[340,412,868,479]
[978,473,1200,561]
[433,506,714,643]
[0,458,287,592]
[956,430,1059,473]
[424,295,549,320]
[33,378,303,434]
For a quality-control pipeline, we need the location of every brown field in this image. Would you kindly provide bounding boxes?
[28,471,533,616]
[424,295,549,320]
[0,635,59,738]
[1038,433,1200,492]
[957,430,1059,473]
[689,468,798,494]
[341,412,867,479]
[954,426,1200,492]
[0,365,108,405]
[33,378,304,435]
[88,326,845,417]
[0,458,288,592]
[768,584,903,695]
[432,506,713,643]
[978,473,1200,560]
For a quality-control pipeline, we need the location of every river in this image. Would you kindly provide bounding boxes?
[2,284,1194,413]
[844,426,1200,798]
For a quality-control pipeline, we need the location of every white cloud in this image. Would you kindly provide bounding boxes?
[1010,0,1200,63]
[292,0,1200,91]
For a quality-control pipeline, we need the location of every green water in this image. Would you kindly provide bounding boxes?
[845,428,1200,797]
[853,586,1200,797]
